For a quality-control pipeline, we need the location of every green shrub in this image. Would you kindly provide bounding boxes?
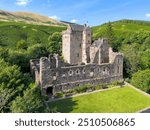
[44,95,49,101]
[101,84,108,89]
[54,92,64,98]
[75,85,88,93]
[95,85,103,90]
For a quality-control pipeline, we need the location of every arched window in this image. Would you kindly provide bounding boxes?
[68,70,73,76]
[76,69,80,75]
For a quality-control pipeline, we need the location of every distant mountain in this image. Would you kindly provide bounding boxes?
[0,9,65,26]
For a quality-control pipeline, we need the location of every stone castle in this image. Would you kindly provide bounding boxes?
[30,24,123,96]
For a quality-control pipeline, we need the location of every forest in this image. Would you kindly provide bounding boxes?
[0,19,150,112]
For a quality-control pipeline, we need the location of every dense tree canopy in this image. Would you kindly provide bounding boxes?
[131,69,150,93]
[0,59,32,112]
[10,84,44,113]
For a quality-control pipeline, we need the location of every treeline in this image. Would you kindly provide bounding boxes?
[115,19,150,26]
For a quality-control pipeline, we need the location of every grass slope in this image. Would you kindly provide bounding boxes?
[92,19,150,39]
[0,21,66,48]
[48,86,150,113]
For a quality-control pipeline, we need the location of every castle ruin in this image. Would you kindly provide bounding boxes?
[30,24,123,96]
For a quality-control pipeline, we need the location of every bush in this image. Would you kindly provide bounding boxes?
[95,85,102,90]
[101,84,108,89]
[54,92,64,98]
[74,85,89,93]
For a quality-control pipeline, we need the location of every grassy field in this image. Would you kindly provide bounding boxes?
[48,86,150,113]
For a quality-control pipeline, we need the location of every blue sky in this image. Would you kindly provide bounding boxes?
[0,0,150,26]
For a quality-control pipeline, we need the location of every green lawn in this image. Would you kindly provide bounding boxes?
[48,86,150,113]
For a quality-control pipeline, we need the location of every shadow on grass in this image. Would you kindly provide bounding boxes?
[48,98,78,113]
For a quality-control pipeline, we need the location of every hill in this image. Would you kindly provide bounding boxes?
[0,10,65,26]
[92,19,150,39]
[0,21,66,48]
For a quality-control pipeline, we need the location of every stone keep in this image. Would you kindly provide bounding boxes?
[30,24,123,97]
[62,24,91,64]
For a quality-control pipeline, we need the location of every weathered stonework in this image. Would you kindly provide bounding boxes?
[30,24,123,97]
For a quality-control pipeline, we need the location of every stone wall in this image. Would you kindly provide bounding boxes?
[37,53,123,95]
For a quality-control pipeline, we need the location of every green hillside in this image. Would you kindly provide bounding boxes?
[0,21,66,48]
[92,19,150,39]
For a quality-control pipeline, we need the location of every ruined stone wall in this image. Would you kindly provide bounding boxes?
[99,39,109,63]
[30,48,123,96]
[30,59,40,84]
[38,55,123,95]
[90,39,109,64]
[39,57,53,88]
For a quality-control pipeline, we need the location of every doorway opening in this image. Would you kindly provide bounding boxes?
[46,86,53,96]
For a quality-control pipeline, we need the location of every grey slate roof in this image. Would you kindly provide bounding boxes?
[69,24,84,32]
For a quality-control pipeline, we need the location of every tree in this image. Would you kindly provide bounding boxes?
[10,84,44,113]
[7,50,29,72]
[105,22,115,49]
[0,59,30,112]
[121,43,141,75]
[16,40,28,50]
[140,49,150,69]
[28,44,48,59]
[47,32,62,54]
[131,69,150,93]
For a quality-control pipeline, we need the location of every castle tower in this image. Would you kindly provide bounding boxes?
[62,24,84,64]
[82,24,92,64]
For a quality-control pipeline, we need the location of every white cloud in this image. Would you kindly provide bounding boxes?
[49,15,60,20]
[70,19,78,23]
[145,13,150,18]
[15,0,32,6]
